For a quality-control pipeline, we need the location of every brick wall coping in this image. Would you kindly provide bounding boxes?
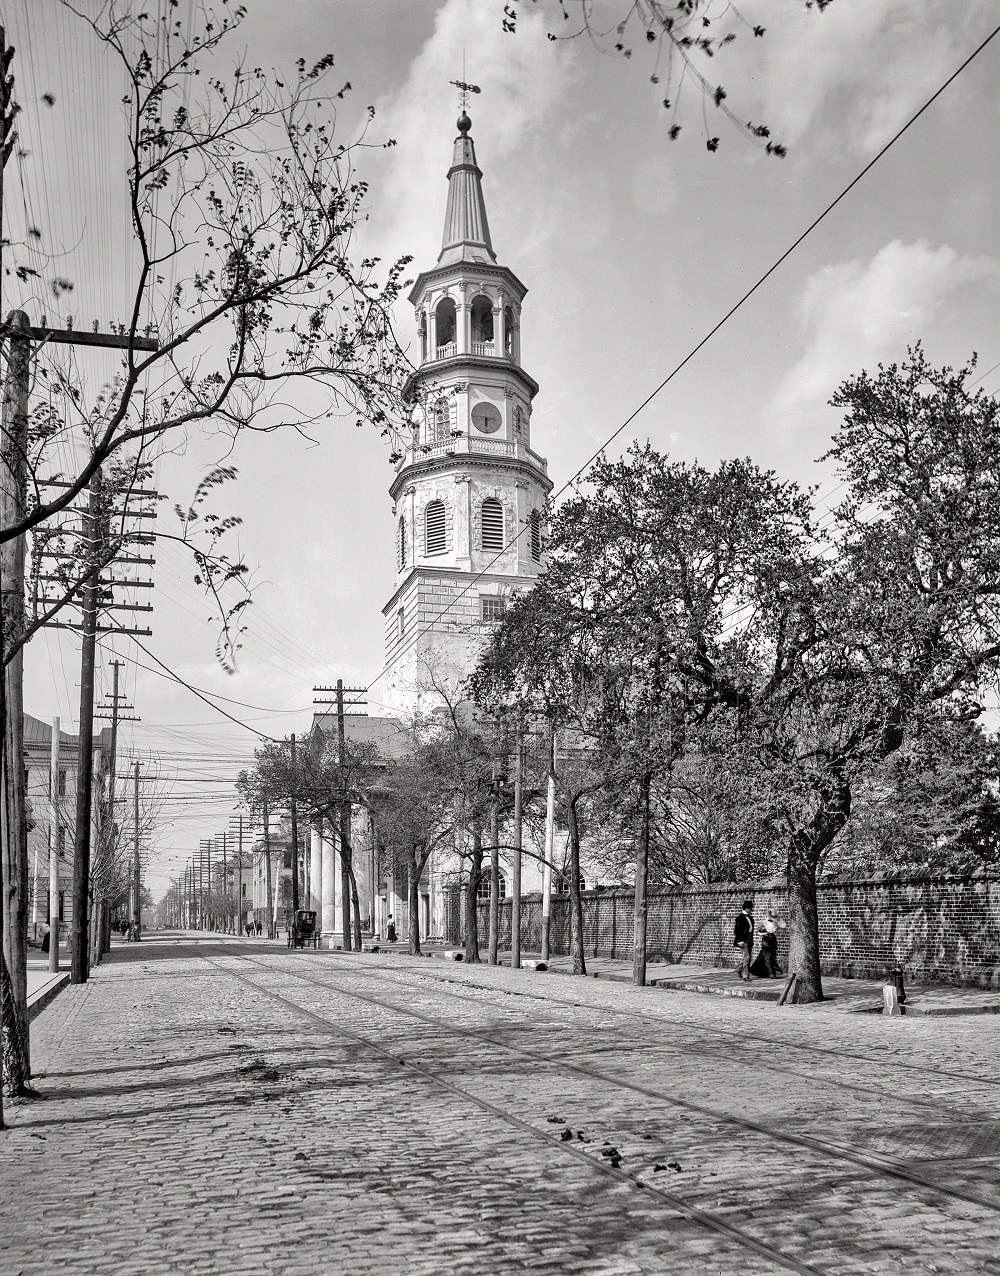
[540,869,1000,899]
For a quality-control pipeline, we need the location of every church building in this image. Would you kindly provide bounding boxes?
[381,109,552,711]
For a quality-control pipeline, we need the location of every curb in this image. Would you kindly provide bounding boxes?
[27,972,71,1022]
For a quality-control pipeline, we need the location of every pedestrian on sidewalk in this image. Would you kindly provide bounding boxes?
[750,914,783,978]
[733,899,754,980]
[386,916,397,943]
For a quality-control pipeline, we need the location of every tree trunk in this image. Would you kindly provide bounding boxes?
[465,828,482,963]
[407,850,421,956]
[786,846,823,1002]
[566,797,586,976]
[1,951,29,1098]
[345,855,363,951]
[632,772,651,987]
[339,800,352,951]
[487,799,499,965]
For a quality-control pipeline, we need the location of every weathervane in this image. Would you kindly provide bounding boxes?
[450,79,481,112]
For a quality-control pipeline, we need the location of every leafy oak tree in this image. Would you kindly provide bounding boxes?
[474,348,1000,1003]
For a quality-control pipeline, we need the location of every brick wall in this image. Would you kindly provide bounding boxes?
[469,871,1000,989]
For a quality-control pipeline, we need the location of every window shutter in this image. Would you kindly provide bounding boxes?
[425,500,446,554]
[481,498,504,552]
[530,509,542,562]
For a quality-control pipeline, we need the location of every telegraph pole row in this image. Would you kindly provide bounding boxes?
[313,682,367,949]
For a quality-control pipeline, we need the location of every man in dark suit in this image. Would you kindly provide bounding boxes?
[733,899,755,980]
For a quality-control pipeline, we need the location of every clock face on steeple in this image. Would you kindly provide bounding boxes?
[471,403,501,434]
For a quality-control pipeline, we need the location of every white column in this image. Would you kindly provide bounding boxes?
[309,821,323,915]
[321,823,338,947]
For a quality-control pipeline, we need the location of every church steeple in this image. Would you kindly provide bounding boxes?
[438,113,496,267]
[383,109,551,713]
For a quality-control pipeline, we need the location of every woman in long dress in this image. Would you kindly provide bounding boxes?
[750,915,783,978]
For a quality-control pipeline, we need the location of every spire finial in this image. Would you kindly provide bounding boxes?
[450,77,480,120]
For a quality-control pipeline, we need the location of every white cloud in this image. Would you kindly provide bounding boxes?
[773,239,998,417]
[733,0,993,154]
[366,0,577,289]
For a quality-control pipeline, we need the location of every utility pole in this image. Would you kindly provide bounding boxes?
[48,719,60,973]
[289,734,300,917]
[0,22,15,1128]
[70,473,101,984]
[263,797,274,938]
[94,658,138,960]
[541,721,556,964]
[1,309,31,1059]
[220,829,228,933]
[199,838,211,929]
[336,681,351,950]
[234,813,243,935]
[102,659,122,960]
[511,725,524,970]
[132,760,141,938]
[313,682,367,950]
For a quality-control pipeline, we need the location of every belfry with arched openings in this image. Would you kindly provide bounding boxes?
[382,110,552,711]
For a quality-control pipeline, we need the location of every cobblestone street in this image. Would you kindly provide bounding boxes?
[4,933,1000,1276]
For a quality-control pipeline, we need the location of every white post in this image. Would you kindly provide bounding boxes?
[321,820,337,947]
[49,718,61,971]
[309,820,323,915]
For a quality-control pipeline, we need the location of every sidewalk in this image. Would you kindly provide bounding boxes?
[407,943,1000,1016]
[26,937,71,1021]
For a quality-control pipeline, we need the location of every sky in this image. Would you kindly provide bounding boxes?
[6,0,1000,898]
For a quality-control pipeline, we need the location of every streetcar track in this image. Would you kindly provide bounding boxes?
[308,945,1000,1091]
[224,951,1000,1219]
[207,954,828,1276]
[308,958,990,1122]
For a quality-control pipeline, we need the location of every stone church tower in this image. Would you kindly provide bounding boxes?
[382,112,552,711]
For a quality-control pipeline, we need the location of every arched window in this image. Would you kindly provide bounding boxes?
[529,508,542,562]
[471,295,494,353]
[477,873,507,900]
[397,607,406,639]
[435,297,456,355]
[504,305,515,355]
[397,516,407,571]
[425,500,446,555]
[481,498,504,553]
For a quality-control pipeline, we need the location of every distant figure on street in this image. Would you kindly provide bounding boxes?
[245,920,253,938]
[255,920,263,937]
[733,899,754,980]
[750,914,783,978]
[40,927,51,954]
[386,916,397,943]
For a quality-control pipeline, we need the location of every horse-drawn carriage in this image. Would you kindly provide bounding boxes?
[287,909,319,949]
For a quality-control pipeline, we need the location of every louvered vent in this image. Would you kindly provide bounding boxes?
[481,498,504,552]
[425,500,446,554]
